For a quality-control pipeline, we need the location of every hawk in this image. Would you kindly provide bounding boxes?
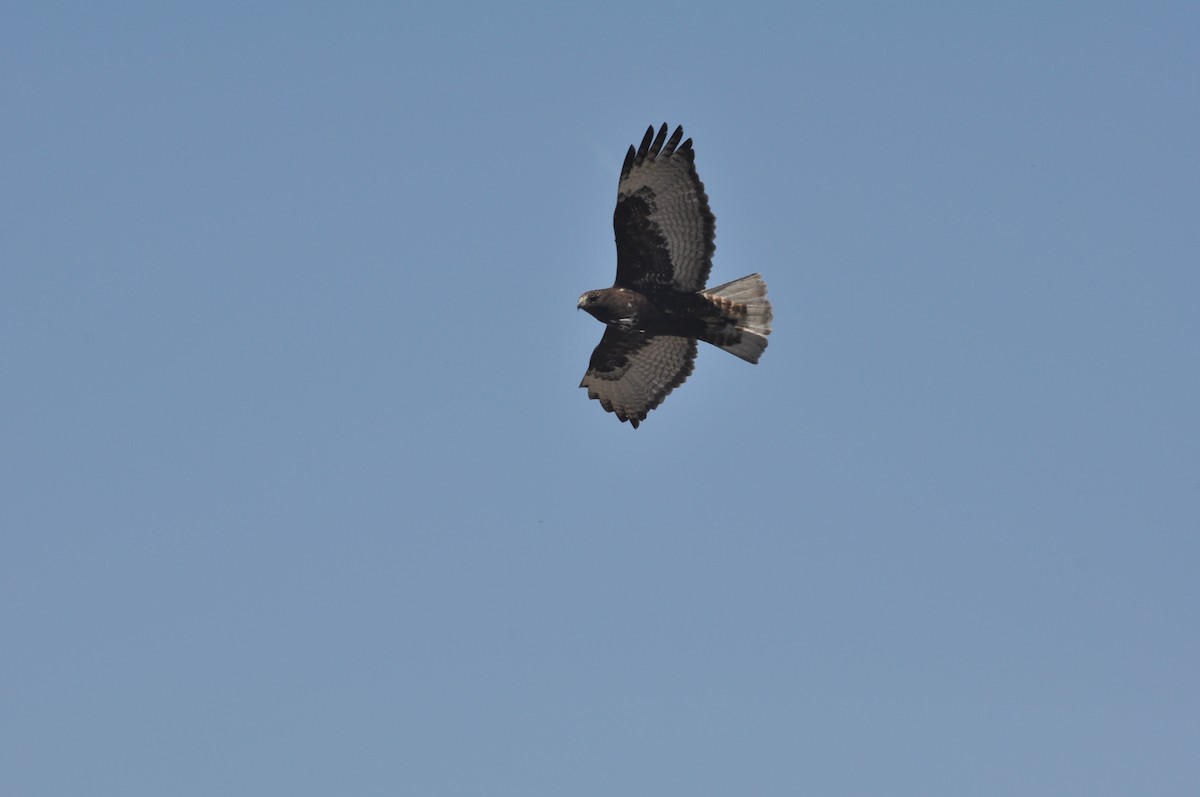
[578,123,772,428]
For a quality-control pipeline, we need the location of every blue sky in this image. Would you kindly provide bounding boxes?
[3,2,1198,795]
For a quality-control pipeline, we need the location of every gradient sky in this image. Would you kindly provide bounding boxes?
[3,3,1198,795]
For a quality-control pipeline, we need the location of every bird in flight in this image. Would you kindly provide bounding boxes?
[578,123,772,428]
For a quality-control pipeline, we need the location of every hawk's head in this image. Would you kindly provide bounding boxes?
[577,288,632,325]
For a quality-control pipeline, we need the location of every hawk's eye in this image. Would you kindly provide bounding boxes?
[588,296,598,304]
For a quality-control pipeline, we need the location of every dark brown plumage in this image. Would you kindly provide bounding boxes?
[578,124,773,428]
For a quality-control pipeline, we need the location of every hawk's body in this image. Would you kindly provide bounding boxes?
[578,124,772,428]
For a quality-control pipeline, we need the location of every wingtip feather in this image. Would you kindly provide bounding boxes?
[636,125,655,159]
[649,124,669,158]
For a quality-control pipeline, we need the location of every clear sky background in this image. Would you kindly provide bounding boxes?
[3,3,1197,795]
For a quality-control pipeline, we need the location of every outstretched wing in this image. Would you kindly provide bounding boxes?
[613,124,716,293]
[579,329,698,428]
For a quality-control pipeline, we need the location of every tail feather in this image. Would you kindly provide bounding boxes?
[701,273,773,363]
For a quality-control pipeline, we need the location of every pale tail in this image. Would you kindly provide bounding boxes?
[700,273,773,364]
